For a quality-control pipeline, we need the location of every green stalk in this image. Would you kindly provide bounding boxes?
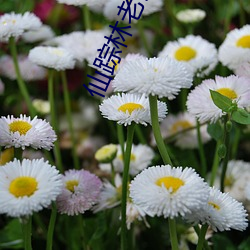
[135,125,147,144]
[196,224,209,250]
[46,203,57,250]
[196,120,207,179]
[209,141,221,186]
[82,5,91,30]
[48,70,63,172]
[149,95,172,165]
[117,124,125,156]
[220,116,231,192]
[121,124,135,250]
[9,37,36,117]
[231,126,240,159]
[21,216,32,250]
[111,161,116,186]
[14,148,23,160]
[168,218,179,250]
[61,71,80,169]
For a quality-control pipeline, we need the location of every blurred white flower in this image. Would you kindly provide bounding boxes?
[176,9,206,23]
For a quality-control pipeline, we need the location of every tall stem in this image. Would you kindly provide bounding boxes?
[61,71,80,169]
[149,95,172,165]
[48,70,63,172]
[220,116,230,192]
[46,203,57,250]
[82,5,91,30]
[196,120,207,179]
[117,124,125,156]
[9,37,36,117]
[121,124,135,250]
[209,141,220,186]
[196,224,209,250]
[21,216,32,250]
[168,218,179,250]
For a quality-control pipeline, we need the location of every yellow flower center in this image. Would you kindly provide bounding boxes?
[9,177,38,197]
[118,153,136,161]
[66,180,79,192]
[109,59,120,72]
[208,201,220,210]
[171,120,192,134]
[155,176,184,193]
[224,176,234,187]
[216,88,237,99]
[51,48,64,56]
[236,35,250,48]
[2,19,16,25]
[118,103,144,114]
[9,121,32,135]
[174,46,197,61]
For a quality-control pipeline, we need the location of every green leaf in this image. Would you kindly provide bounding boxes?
[207,122,223,141]
[232,109,250,125]
[209,89,234,112]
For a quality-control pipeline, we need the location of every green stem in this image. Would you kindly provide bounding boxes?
[135,125,147,144]
[46,203,57,250]
[231,126,240,159]
[111,161,116,186]
[61,71,80,169]
[121,124,135,250]
[14,148,23,160]
[9,37,36,117]
[209,141,221,186]
[149,95,172,165]
[78,215,88,250]
[220,116,230,192]
[82,5,91,30]
[196,120,207,179]
[117,124,125,156]
[168,218,179,250]
[194,226,211,250]
[21,216,32,250]
[136,20,151,57]
[196,224,209,250]
[238,0,246,26]
[48,70,63,172]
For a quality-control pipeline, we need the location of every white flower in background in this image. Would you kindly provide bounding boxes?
[0,114,57,150]
[93,174,122,212]
[56,0,103,7]
[52,29,110,64]
[95,144,118,163]
[32,99,50,115]
[99,144,155,176]
[130,165,209,218]
[176,9,206,23]
[99,93,167,126]
[187,75,250,123]
[186,187,248,232]
[0,12,41,42]
[218,25,250,70]
[0,158,62,217]
[28,46,76,71]
[104,0,163,23]
[113,57,193,99]
[245,183,250,201]
[151,112,210,149]
[22,24,55,43]
[235,62,250,77]
[213,160,250,202]
[158,35,218,77]
[0,55,47,81]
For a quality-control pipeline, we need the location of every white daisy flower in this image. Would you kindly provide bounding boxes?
[0,114,57,150]
[158,35,218,77]
[56,0,103,7]
[93,174,122,212]
[0,158,62,217]
[104,0,163,23]
[187,75,250,123]
[0,55,47,81]
[22,24,55,43]
[0,12,41,42]
[28,46,76,71]
[113,57,193,99]
[51,29,110,63]
[151,112,210,149]
[176,9,206,23]
[235,62,250,78]
[245,184,250,201]
[213,160,250,202]
[99,144,155,176]
[186,187,248,232]
[130,165,209,219]
[99,93,167,126]
[218,25,250,70]
[32,99,50,115]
